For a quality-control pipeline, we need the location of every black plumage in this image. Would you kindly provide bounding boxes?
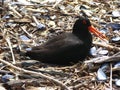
[25,17,106,65]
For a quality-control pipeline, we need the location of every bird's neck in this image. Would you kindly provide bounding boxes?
[72,28,90,37]
[73,32,91,40]
[72,29,92,49]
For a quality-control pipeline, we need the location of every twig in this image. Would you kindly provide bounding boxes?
[93,41,120,51]
[112,51,120,56]
[85,56,109,63]
[6,37,16,64]
[6,79,50,87]
[0,0,4,18]
[85,55,120,64]
[71,81,91,90]
[85,51,120,64]
[0,59,70,90]
[110,63,112,90]
[91,21,101,28]
[53,0,62,8]
[69,76,94,89]
[32,16,46,30]
[95,56,120,63]
[20,26,33,39]
[9,4,22,18]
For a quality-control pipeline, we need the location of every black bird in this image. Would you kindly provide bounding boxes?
[25,17,107,65]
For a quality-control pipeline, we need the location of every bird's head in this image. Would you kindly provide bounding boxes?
[73,17,91,31]
[73,17,108,41]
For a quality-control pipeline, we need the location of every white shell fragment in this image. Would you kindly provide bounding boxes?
[97,64,108,81]
[26,48,32,51]
[2,74,14,83]
[2,15,11,19]
[112,10,120,17]
[100,63,109,70]
[37,23,46,29]
[115,79,120,86]
[98,50,108,55]
[97,68,107,81]
[20,35,30,41]
[50,15,57,20]
[100,28,108,34]
[112,37,120,42]
[114,62,120,68]
[90,47,97,56]
[17,0,33,5]
[90,47,109,56]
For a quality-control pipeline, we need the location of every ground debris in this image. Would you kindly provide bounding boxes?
[0,0,120,90]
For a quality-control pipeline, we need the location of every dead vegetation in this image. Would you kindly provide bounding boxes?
[0,0,120,90]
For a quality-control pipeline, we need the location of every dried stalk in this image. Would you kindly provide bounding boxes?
[20,26,33,39]
[85,55,120,64]
[6,37,16,64]
[9,4,22,18]
[110,63,113,90]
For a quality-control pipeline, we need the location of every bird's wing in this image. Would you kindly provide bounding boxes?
[30,33,83,52]
[31,33,66,50]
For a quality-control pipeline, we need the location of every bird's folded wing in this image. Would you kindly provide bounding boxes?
[27,33,84,54]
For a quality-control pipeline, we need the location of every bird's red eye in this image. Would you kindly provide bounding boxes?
[82,20,87,24]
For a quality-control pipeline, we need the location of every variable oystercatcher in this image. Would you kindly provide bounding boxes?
[25,17,107,65]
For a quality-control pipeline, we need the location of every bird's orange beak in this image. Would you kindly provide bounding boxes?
[88,26,108,41]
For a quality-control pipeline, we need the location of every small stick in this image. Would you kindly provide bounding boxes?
[93,41,120,51]
[6,37,16,64]
[20,26,33,39]
[85,55,120,64]
[53,0,62,8]
[9,4,22,18]
[32,16,46,29]
[110,63,112,90]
